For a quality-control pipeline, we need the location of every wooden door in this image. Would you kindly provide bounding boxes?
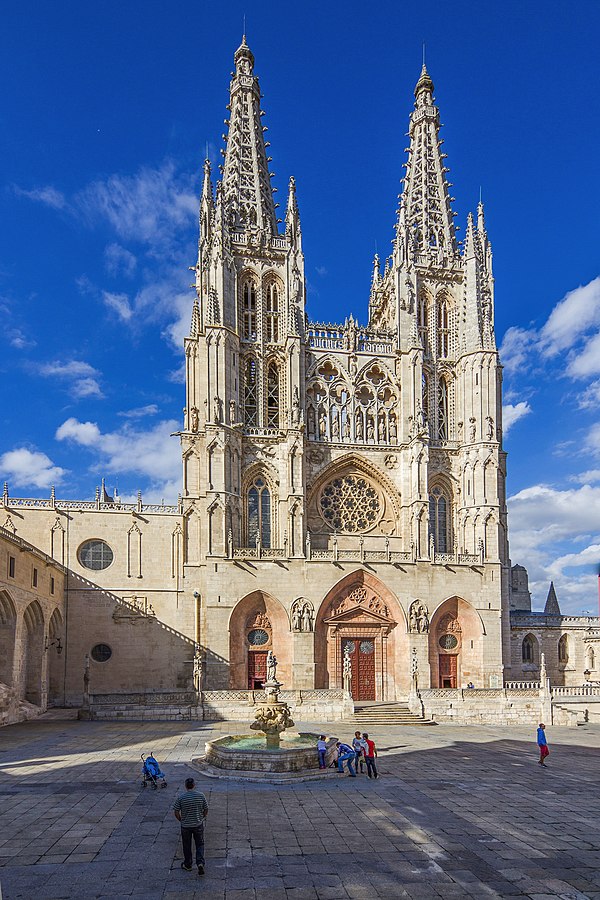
[439,654,457,688]
[248,651,267,689]
[342,638,376,701]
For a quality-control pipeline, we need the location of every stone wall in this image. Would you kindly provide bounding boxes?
[411,687,547,726]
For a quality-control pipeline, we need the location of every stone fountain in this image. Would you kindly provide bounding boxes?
[193,650,337,781]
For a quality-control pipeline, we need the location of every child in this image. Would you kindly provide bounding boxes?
[317,735,327,769]
[352,731,366,774]
[537,723,549,767]
[362,732,378,778]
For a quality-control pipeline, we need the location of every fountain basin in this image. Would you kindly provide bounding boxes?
[192,732,339,780]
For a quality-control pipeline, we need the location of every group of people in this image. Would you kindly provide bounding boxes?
[317,731,378,778]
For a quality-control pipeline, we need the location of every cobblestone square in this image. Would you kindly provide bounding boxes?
[1,715,600,899]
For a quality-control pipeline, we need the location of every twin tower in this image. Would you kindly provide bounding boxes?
[180,37,507,575]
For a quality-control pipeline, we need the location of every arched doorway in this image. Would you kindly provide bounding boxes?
[22,600,44,705]
[228,591,291,689]
[0,591,17,687]
[428,597,484,688]
[315,571,405,701]
[47,608,64,706]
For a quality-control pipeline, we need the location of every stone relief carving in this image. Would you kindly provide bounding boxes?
[290,598,314,632]
[408,600,429,634]
[247,611,271,631]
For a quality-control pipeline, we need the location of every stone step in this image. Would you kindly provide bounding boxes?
[351,703,436,726]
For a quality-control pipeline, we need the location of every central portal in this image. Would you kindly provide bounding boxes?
[342,638,375,701]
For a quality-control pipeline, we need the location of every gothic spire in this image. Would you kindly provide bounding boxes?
[544,582,561,616]
[220,37,278,236]
[398,65,457,261]
[285,176,301,247]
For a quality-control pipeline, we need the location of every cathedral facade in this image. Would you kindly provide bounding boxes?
[1,41,516,709]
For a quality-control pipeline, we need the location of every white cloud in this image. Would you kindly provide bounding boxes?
[38,360,103,399]
[55,416,180,497]
[104,243,137,277]
[539,276,600,357]
[118,404,159,419]
[572,469,600,485]
[77,162,197,249]
[8,328,36,350]
[502,401,531,435]
[102,291,133,322]
[499,326,536,375]
[14,185,66,210]
[0,448,66,489]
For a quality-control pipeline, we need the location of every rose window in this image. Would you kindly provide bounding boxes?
[318,475,382,533]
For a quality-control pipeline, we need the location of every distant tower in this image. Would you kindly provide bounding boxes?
[181,37,306,561]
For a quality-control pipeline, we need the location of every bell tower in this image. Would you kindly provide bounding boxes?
[181,37,306,564]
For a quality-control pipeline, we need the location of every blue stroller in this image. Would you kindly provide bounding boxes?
[141,752,167,789]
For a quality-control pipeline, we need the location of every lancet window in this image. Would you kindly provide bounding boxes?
[522,634,535,664]
[437,378,449,440]
[266,362,280,428]
[558,634,569,665]
[241,279,257,341]
[265,282,279,343]
[418,296,429,355]
[243,357,258,427]
[437,297,451,358]
[429,485,451,553]
[247,477,271,548]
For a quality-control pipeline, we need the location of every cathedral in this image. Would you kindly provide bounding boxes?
[2,39,594,723]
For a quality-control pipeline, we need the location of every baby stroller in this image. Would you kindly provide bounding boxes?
[141,752,167,789]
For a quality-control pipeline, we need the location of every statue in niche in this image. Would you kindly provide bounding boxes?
[346,315,358,353]
[367,417,375,441]
[213,396,222,424]
[229,400,236,426]
[190,407,199,433]
[416,403,426,433]
[183,407,188,430]
[291,603,302,631]
[409,600,429,634]
[331,413,340,439]
[486,416,494,441]
[301,601,313,632]
[469,417,476,442]
[343,416,350,439]
[389,416,397,441]
[378,417,386,442]
[319,409,327,438]
[307,407,316,439]
[343,645,353,695]
[291,387,300,426]
[266,650,278,683]
[356,414,363,441]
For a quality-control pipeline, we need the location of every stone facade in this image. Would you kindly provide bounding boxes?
[0,42,586,718]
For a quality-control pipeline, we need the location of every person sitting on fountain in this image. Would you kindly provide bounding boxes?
[336,740,357,777]
[317,735,327,769]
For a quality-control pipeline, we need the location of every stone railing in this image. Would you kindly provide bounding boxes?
[505,680,541,690]
[552,685,600,697]
[2,495,179,514]
[229,232,288,252]
[90,691,197,707]
[306,322,395,354]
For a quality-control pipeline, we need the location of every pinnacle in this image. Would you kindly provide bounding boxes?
[414,64,434,99]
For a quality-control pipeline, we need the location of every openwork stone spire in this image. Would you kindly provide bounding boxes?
[220,36,278,236]
[399,65,457,260]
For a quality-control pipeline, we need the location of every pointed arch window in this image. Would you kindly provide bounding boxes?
[437,298,450,358]
[558,634,569,665]
[429,486,451,553]
[418,296,429,354]
[242,280,257,340]
[247,477,271,548]
[422,372,430,424]
[265,282,279,343]
[266,362,280,428]
[438,377,448,440]
[522,634,535,664]
[244,357,258,427]
[586,646,595,671]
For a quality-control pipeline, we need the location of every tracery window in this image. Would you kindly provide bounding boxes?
[422,373,430,424]
[318,475,382,533]
[522,634,535,664]
[265,282,279,343]
[437,297,450,358]
[241,280,257,340]
[244,357,258,426]
[429,486,450,553]
[247,477,271,547]
[266,362,279,428]
[438,377,448,440]
[418,296,429,355]
[558,634,569,665]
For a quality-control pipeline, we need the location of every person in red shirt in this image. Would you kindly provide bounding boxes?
[362,733,378,779]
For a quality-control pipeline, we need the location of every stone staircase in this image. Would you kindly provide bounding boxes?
[351,701,436,726]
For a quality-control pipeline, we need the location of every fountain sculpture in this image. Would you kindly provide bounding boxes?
[193,648,337,780]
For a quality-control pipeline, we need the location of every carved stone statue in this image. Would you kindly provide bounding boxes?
[319,409,326,437]
[190,407,199,433]
[308,407,316,438]
[389,416,397,441]
[469,417,476,442]
[301,601,313,633]
[356,414,363,440]
[409,601,429,633]
[291,602,302,631]
[193,646,205,692]
[486,416,494,440]
[291,386,300,426]
[291,598,314,632]
[331,413,339,439]
[213,396,222,425]
[266,650,278,683]
[229,400,236,426]
[367,417,375,441]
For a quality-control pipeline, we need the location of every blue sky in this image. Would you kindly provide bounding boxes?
[1,0,600,612]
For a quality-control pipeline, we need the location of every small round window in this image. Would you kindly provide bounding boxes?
[91,643,112,663]
[248,629,269,646]
[439,633,459,650]
[78,540,113,570]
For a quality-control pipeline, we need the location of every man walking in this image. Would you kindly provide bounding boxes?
[537,723,550,767]
[362,733,378,779]
[173,777,209,874]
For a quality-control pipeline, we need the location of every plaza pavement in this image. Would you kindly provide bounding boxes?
[1,713,600,899]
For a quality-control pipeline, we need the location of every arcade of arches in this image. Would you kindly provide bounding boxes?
[228,573,486,699]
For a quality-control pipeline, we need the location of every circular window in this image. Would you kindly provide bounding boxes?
[91,643,112,663]
[78,540,114,570]
[318,474,382,533]
[248,629,269,646]
[360,640,374,655]
[342,640,356,654]
[439,633,459,650]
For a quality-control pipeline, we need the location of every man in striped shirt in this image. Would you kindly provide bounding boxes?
[173,777,209,874]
